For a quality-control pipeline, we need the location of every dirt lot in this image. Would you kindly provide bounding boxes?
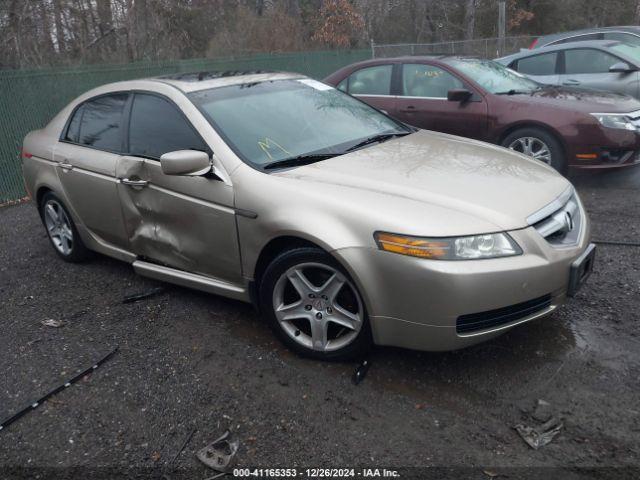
[1,167,639,479]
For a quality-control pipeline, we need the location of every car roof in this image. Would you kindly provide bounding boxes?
[340,55,480,68]
[149,71,305,93]
[535,26,640,47]
[497,40,624,63]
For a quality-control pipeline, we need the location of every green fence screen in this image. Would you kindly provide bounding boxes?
[0,49,370,204]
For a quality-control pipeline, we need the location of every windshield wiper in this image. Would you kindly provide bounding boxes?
[495,89,533,95]
[495,86,544,95]
[263,153,338,170]
[345,132,411,152]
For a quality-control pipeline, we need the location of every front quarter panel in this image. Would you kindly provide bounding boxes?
[232,164,368,280]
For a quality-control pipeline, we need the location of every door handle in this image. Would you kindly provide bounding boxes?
[120,178,148,187]
[57,162,74,170]
[400,106,417,113]
[563,79,580,85]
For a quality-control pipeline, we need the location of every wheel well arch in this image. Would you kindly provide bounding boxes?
[35,186,53,209]
[497,122,567,159]
[252,236,324,289]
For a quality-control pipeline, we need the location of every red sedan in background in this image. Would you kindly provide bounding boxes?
[325,56,640,173]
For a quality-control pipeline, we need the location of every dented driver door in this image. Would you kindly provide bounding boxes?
[116,156,242,284]
[115,92,242,284]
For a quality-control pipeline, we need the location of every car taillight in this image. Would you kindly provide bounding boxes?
[528,38,538,49]
[20,148,32,159]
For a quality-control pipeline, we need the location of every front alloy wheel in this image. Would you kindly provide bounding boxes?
[501,127,567,174]
[508,137,552,164]
[260,248,371,360]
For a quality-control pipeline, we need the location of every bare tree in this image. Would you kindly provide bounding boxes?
[2,0,640,69]
[464,0,477,41]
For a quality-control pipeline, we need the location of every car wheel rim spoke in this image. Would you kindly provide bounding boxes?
[44,200,73,255]
[45,204,58,223]
[509,137,552,165]
[319,272,345,302]
[287,268,318,298]
[328,304,359,331]
[272,262,364,353]
[310,316,329,351]
[274,299,308,323]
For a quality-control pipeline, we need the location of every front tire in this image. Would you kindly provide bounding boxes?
[501,127,567,174]
[259,247,372,361]
[39,192,90,262]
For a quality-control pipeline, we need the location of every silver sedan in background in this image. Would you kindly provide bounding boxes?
[22,72,595,360]
[497,40,640,98]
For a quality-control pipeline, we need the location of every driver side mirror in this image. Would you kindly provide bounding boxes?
[447,89,473,102]
[609,62,637,73]
[160,150,211,176]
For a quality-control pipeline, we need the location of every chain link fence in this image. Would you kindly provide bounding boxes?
[0,49,370,204]
[372,35,536,59]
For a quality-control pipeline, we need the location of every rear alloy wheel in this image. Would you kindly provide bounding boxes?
[501,127,567,174]
[260,248,371,360]
[40,192,89,262]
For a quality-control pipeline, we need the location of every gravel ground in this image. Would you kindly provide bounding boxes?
[1,167,639,479]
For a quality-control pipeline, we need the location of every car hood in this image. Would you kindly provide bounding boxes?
[498,86,640,113]
[275,130,570,235]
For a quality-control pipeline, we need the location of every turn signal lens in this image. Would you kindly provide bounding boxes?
[374,232,522,260]
[375,232,450,258]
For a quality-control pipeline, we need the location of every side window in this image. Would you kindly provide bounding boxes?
[516,52,558,76]
[564,49,620,74]
[603,32,640,47]
[128,93,207,159]
[551,33,602,45]
[401,64,463,98]
[64,104,84,142]
[346,65,392,95]
[78,93,128,151]
[337,78,348,92]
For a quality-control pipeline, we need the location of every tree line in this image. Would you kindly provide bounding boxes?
[2,0,640,69]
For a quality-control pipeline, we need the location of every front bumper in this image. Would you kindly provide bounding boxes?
[333,219,591,352]
[567,123,640,169]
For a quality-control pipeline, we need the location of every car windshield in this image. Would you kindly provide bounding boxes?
[189,78,409,168]
[445,58,541,94]
[609,43,640,64]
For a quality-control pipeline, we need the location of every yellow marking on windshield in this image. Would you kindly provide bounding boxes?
[258,138,291,160]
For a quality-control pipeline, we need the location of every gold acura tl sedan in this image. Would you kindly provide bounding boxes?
[22,72,596,360]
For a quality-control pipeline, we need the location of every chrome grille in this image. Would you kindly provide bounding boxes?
[627,109,640,129]
[529,189,582,247]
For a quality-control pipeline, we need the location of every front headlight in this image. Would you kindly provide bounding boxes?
[374,232,522,260]
[591,113,636,131]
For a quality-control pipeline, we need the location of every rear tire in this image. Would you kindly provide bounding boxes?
[39,192,90,262]
[501,127,567,175]
[259,247,372,361]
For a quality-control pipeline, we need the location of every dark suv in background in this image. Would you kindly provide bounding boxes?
[325,56,640,173]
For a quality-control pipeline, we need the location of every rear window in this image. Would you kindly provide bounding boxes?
[603,32,640,46]
[516,52,558,76]
[76,93,128,151]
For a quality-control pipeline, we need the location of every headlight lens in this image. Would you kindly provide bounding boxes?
[374,232,522,260]
[591,113,636,131]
